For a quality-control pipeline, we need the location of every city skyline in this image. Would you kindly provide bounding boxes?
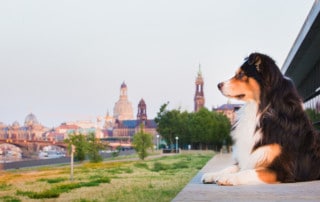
[0,0,314,127]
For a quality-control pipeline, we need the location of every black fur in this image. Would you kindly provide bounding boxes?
[244,53,320,182]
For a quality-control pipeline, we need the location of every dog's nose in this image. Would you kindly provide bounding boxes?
[217,82,224,90]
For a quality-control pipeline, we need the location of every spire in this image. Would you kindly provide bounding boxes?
[137,98,147,122]
[121,81,127,88]
[194,65,205,112]
[198,63,202,76]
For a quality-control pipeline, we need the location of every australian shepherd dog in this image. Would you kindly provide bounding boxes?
[202,52,320,185]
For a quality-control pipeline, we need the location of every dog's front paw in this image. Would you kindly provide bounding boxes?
[215,174,239,186]
[201,172,219,184]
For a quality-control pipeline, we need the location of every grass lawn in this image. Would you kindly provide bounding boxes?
[0,150,214,202]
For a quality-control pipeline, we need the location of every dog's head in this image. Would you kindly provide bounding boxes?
[218,52,282,103]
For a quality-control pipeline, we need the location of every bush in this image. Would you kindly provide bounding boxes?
[152,162,170,172]
[92,177,111,184]
[0,196,21,202]
[0,183,11,191]
[134,162,149,170]
[151,160,189,172]
[111,150,120,158]
[172,161,189,169]
[38,177,67,184]
[17,177,112,199]
[17,190,60,199]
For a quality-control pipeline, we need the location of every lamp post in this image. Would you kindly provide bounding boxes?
[4,144,7,164]
[70,145,75,181]
[175,136,179,153]
[156,135,159,150]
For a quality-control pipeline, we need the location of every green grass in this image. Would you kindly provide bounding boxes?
[16,177,112,199]
[0,150,214,201]
[38,177,67,184]
[0,183,11,191]
[0,195,21,202]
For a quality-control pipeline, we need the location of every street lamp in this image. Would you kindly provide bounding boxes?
[175,136,179,153]
[156,135,159,150]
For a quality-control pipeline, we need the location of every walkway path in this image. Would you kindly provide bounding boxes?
[173,153,320,202]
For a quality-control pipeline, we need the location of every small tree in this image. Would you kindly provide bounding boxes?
[133,124,154,160]
[86,132,105,163]
[64,133,87,162]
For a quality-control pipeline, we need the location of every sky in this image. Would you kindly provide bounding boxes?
[0,0,315,127]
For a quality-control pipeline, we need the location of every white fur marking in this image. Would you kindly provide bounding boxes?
[232,101,261,169]
[202,101,271,185]
[215,169,264,185]
[201,165,239,183]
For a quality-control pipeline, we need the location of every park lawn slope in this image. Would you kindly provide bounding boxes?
[0,150,214,202]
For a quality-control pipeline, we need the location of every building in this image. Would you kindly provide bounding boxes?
[281,0,320,127]
[111,98,158,138]
[213,103,242,124]
[0,113,48,141]
[113,82,134,121]
[194,66,205,112]
[105,98,158,148]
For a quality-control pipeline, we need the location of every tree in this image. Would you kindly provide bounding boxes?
[86,132,105,163]
[155,103,232,151]
[64,132,107,162]
[155,103,187,148]
[64,133,87,162]
[132,124,154,160]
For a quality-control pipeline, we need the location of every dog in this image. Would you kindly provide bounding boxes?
[201,52,320,185]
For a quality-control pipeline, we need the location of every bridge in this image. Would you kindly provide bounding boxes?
[0,139,67,157]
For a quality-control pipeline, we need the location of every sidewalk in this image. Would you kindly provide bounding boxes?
[173,153,320,202]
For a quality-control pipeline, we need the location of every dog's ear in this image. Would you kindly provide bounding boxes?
[247,53,262,72]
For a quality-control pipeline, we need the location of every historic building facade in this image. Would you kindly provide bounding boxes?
[108,98,158,139]
[194,66,205,112]
[0,82,159,148]
[0,113,48,141]
[100,83,158,148]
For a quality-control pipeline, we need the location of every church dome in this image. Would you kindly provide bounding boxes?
[113,82,134,120]
[113,102,134,120]
[12,121,20,128]
[24,113,39,126]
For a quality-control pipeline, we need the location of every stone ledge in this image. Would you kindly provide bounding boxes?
[173,153,320,202]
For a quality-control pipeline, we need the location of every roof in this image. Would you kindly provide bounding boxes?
[115,119,157,129]
[122,120,138,128]
[281,1,320,89]
[147,120,157,128]
[57,124,80,130]
[214,104,243,111]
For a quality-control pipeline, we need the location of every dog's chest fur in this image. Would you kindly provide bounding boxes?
[232,101,262,169]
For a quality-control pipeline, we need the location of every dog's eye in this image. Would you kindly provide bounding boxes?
[235,72,245,80]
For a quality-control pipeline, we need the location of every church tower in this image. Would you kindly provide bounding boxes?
[137,98,147,123]
[194,65,205,112]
